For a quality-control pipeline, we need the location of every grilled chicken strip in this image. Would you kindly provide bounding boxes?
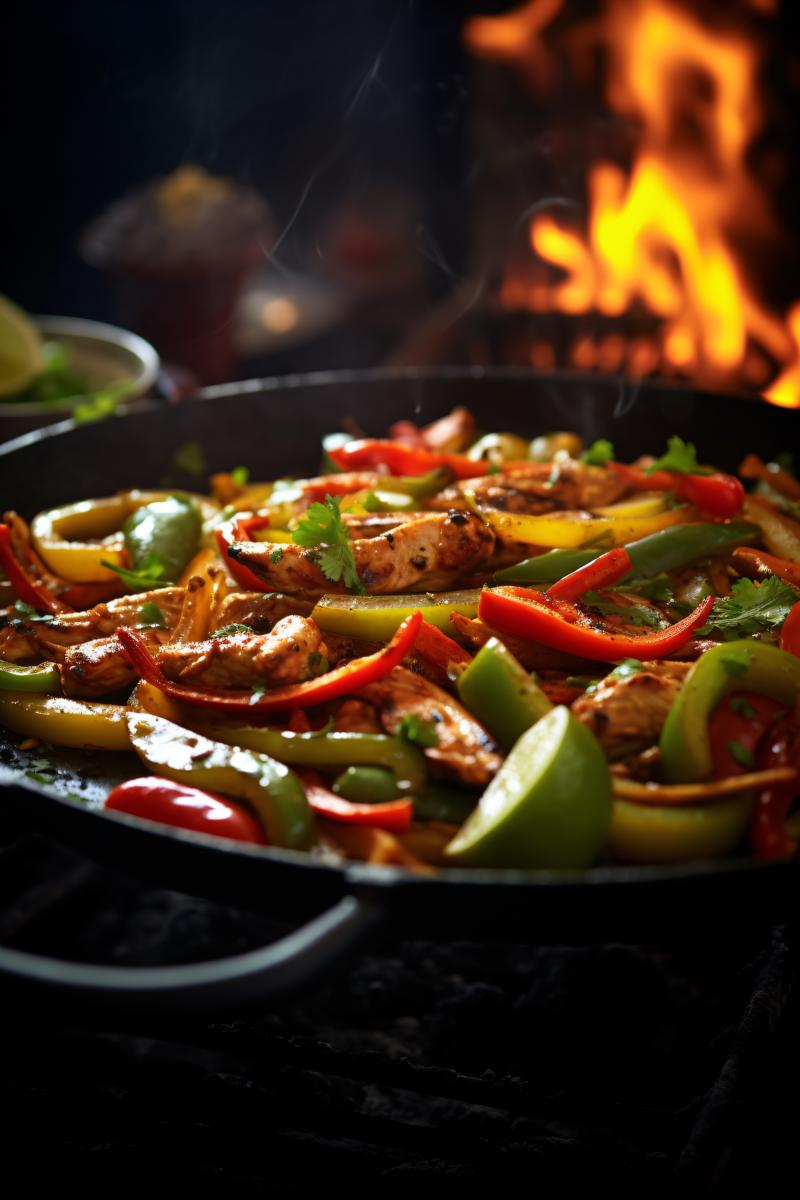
[359,665,501,786]
[209,591,315,633]
[227,511,496,595]
[62,630,169,698]
[430,458,630,515]
[156,615,328,689]
[571,660,691,760]
[0,587,185,663]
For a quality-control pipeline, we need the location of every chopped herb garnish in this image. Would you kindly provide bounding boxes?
[487,464,501,476]
[702,575,800,638]
[172,441,207,478]
[101,551,166,592]
[647,435,710,476]
[138,601,166,628]
[397,713,439,748]
[249,684,266,705]
[730,696,758,719]
[230,466,250,487]
[727,740,757,769]
[583,592,668,628]
[307,650,330,677]
[581,438,615,466]
[607,658,646,682]
[292,494,365,594]
[26,768,55,785]
[720,650,749,677]
[565,675,601,693]
[12,600,53,623]
[213,623,252,638]
[270,547,284,564]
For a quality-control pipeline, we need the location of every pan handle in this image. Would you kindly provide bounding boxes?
[0,894,382,1014]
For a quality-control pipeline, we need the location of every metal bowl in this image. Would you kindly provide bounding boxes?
[0,315,160,441]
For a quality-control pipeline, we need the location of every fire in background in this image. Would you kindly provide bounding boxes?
[464,0,800,406]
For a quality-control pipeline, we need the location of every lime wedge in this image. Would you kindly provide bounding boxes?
[0,295,44,397]
[445,706,612,869]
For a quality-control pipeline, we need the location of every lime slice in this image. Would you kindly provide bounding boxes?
[445,706,612,869]
[0,295,44,397]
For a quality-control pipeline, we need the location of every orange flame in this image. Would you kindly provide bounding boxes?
[467,0,800,406]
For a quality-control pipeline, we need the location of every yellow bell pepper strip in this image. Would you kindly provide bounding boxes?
[0,693,133,750]
[0,659,60,693]
[190,725,427,794]
[311,589,480,641]
[456,638,552,749]
[479,504,692,549]
[479,586,714,664]
[31,491,220,583]
[493,520,760,585]
[126,712,313,850]
[742,495,800,562]
[659,641,800,783]
[445,706,612,869]
[606,795,753,864]
[116,610,423,715]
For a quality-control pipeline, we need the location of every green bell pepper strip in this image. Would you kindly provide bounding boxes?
[191,726,427,794]
[456,637,552,749]
[492,520,760,585]
[126,712,313,850]
[607,795,753,863]
[122,496,201,583]
[0,659,61,693]
[332,766,400,803]
[311,589,480,641]
[659,640,800,783]
[376,467,453,499]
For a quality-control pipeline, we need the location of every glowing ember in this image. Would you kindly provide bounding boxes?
[465,0,800,407]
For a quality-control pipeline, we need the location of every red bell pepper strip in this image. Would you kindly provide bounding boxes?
[0,522,74,614]
[780,601,800,657]
[328,438,489,480]
[389,420,427,448]
[751,713,800,860]
[117,609,423,714]
[216,522,270,592]
[608,462,744,518]
[707,690,787,778]
[414,619,472,674]
[297,769,413,832]
[478,585,714,663]
[301,472,384,502]
[732,547,800,588]
[105,777,268,844]
[548,547,633,603]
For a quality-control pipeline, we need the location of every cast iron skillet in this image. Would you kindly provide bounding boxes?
[0,367,797,1009]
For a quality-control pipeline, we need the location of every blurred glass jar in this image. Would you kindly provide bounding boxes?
[81,166,273,385]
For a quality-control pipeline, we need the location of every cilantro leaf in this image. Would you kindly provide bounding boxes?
[138,601,166,628]
[230,466,250,487]
[730,696,758,719]
[647,435,709,475]
[12,600,53,623]
[101,551,166,592]
[617,574,674,603]
[397,714,439,748]
[213,623,253,638]
[607,658,646,682]
[583,592,668,628]
[565,675,602,693]
[702,575,800,637]
[581,438,615,466]
[292,495,365,594]
[270,547,284,564]
[727,740,757,769]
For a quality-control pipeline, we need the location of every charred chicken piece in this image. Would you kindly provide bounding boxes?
[360,665,501,786]
[571,660,691,760]
[228,511,496,595]
[210,591,315,633]
[156,615,328,689]
[62,630,169,698]
[430,458,630,515]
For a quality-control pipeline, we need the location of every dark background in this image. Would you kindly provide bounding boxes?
[3,1,493,345]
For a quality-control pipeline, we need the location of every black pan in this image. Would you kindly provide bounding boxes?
[1,367,797,1009]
